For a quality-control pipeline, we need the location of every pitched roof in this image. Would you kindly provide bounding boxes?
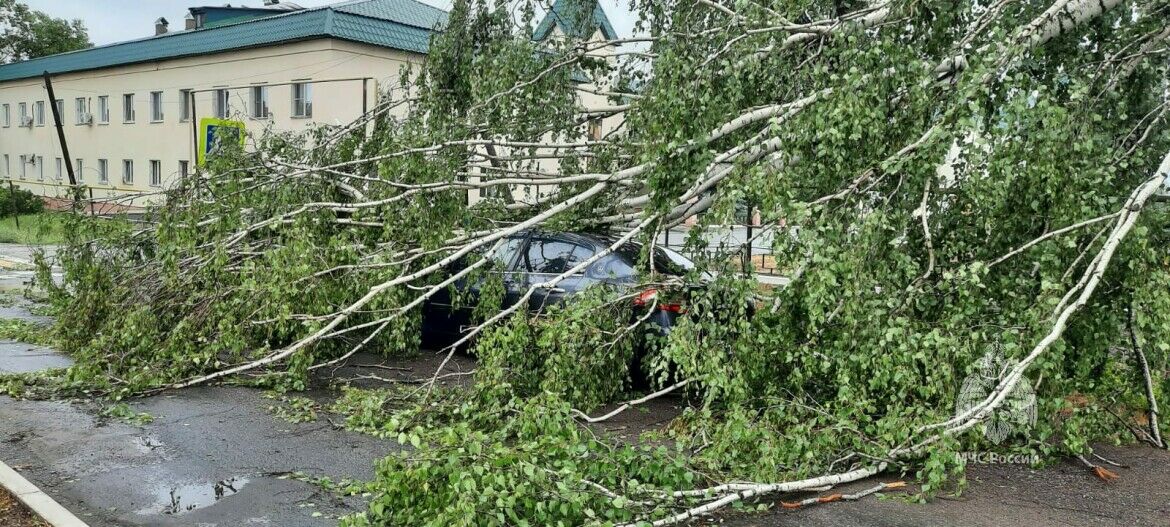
[0,0,448,83]
[533,0,618,42]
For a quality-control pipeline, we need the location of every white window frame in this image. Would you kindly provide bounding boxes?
[149,160,162,187]
[54,99,63,121]
[1,104,8,127]
[150,91,164,122]
[250,85,270,119]
[18,103,28,126]
[122,159,134,185]
[19,155,26,179]
[123,93,135,123]
[180,89,191,122]
[35,101,45,126]
[291,82,312,118]
[97,159,108,184]
[75,97,89,124]
[75,158,83,183]
[179,160,189,179]
[36,156,44,180]
[214,88,229,119]
[55,157,62,181]
[97,96,109,124]
[2,154,8,176]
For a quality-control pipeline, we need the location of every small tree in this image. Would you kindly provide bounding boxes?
[0,0,90,63]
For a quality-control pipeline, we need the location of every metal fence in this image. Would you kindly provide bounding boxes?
[657,223,783,276]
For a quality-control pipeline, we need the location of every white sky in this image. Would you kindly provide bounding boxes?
[19,0,638,47]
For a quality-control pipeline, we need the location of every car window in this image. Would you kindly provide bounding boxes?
[525,239,592,274]
[613,244,692,276]
[489,237,526,270]
[591,255,636,280]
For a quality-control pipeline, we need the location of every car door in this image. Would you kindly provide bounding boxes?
[457,234,528,326]
[424,235,526,340]
[521,236,595,313]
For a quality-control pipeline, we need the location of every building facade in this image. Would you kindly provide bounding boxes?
[0,0,445,206]
[0,0,623,208]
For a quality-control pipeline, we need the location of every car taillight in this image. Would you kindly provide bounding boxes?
[632,288,658,306]
[632,288,685,313]
[659,302,686,313]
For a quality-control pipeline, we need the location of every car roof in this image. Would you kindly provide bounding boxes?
[511,230,611,251]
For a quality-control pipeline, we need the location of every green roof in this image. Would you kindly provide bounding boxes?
[0,0,448,83]
[533,0,618,42]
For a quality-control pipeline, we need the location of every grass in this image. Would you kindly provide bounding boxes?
[0,213,66,245]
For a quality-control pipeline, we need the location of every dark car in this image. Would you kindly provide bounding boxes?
[421,230,698,347]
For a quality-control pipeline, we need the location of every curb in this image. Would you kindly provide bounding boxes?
[0,256,34,271]
[0,459,89,527]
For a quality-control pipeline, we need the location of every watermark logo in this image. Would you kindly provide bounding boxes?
[955,343,1036,445]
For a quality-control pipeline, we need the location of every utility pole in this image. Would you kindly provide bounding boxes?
[42,71,77,187]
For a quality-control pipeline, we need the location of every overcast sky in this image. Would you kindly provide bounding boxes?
[19,0,637,47]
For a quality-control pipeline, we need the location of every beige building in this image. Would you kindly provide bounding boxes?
[0,0,445,206]
[0,0,623,208]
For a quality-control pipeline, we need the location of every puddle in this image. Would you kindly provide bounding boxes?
[137,476,250,516]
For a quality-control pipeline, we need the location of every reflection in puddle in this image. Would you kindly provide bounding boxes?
[138,477,249,515]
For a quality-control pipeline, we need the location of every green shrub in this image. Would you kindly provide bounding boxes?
[0,186,45,217]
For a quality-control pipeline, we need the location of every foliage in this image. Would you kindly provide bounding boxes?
[475,287,639,411]
[0,318,53,345]
[99,402,154,425]
[340,395,697,527]
[0,186,44,217]
[265,393,321,424]
[0,0,90,63]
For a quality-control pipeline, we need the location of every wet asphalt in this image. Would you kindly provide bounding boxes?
[2,387,396,526]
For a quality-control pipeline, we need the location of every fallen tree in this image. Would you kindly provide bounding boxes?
[12,0,1170,525]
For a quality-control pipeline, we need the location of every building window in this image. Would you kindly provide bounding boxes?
[179,160,189,179]
[98,159,108,184]
[122,159,133,184]
[75,97,90,124]
[291,82,312,118]
[2,155,8,176]
[97,96,109,124]
[54,99,63,121]
[75,158,83,183]
[180,89,191,121]
[214,89,229,119]
[149,160,161,187]
[35,101,44,126]
[55,157,62,181]
[150,91,164,122]
[18,103,28,126]
[36,156,44,180]
[1,104,8,127]
[250,86,270,119]
[123,93,135,123]
[19,155,26,179]
[587,118,602,141]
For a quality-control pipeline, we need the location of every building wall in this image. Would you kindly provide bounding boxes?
[0,39,423,206]
[467,26,625,206]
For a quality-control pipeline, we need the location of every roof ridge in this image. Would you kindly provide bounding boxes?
[333,0,448,30]
[532,0,616,42]
[0,0,442,82]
